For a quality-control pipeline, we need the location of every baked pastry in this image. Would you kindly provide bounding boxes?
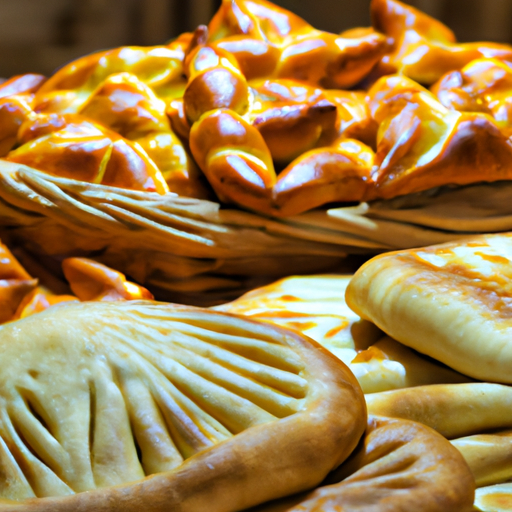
[474,483,512,511]
[372,0,512,84]
[453,431,512,487]
[217,274,469,393]
[366,383,512,439]
[0,300,366,510]
[346,232,512,383]
[0,239,154,324]
[250,416,475,512]
[0,241,38,323]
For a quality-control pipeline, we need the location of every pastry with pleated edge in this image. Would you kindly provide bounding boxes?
[0,299,366,511]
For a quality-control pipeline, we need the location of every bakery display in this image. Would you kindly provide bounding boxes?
[4,0,512,301]
[3,0,512,509]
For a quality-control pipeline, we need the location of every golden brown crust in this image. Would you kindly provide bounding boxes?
[0,301,366,511]
[251,416,475,512]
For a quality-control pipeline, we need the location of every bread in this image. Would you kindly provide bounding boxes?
[474,483,512,511]
[366,383,512,439]
[0,300,366,510]
[453,431,512,487]
[251,416,475,512]
[218,274,470,393]
[346,232,512,383]
[372,0,512,84]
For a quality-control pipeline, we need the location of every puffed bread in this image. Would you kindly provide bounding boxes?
[346,232,512,383]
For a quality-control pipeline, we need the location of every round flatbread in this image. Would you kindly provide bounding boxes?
[0,300,366,511]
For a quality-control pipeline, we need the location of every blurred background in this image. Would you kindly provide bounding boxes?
[0,0,511,79]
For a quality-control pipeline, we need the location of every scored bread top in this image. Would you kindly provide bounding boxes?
[346,232,512,383]
[0,300,365,511]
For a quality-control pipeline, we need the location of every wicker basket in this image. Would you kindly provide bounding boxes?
[2,159,512,305]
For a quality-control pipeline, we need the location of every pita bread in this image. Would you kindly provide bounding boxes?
[346,232,512,383]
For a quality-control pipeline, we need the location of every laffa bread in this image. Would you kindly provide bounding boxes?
[346,232,512,383]
[0,300,366,511]
[251,416,475,512]
[218,274,470,393]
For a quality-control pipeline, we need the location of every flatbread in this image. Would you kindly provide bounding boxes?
[0,300,366,511]
[346,232,512,382]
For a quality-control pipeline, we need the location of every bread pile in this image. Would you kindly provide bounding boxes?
[4,0,512,302]
[2,0,512,509]
[221,232,512,511]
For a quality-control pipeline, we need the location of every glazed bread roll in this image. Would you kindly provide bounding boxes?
[0,300,366,511]
[346,232,512,383]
